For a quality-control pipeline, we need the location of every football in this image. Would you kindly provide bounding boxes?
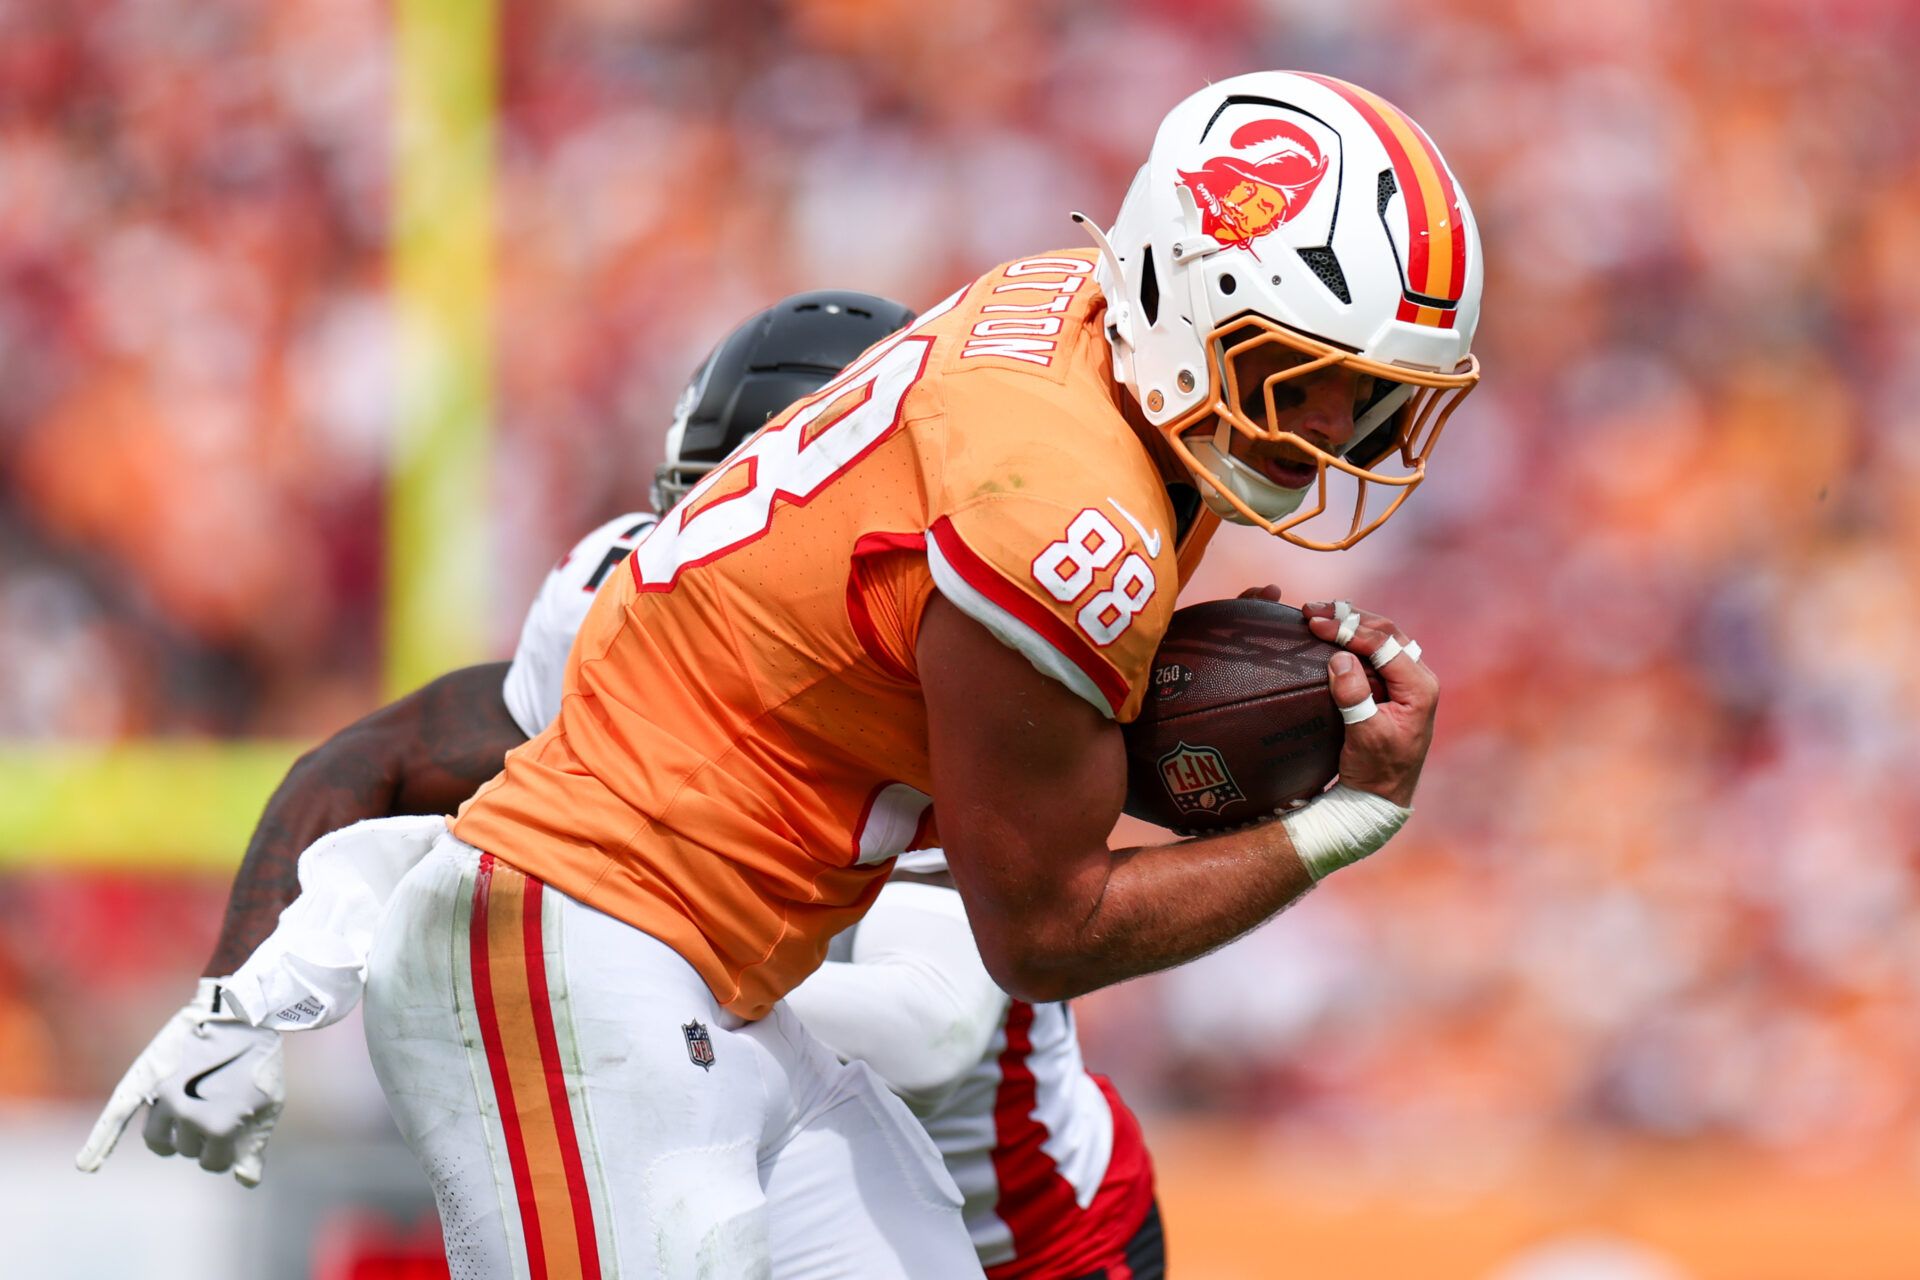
[1122,599,1388,833]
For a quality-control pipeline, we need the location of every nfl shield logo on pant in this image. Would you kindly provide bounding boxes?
[683,1020,716,1070]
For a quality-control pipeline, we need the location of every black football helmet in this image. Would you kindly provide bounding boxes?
[652,291,918,513]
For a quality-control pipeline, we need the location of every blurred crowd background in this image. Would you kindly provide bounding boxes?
[6,0,1920,1275]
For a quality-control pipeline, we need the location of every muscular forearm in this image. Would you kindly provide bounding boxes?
[201,663,523,976]
[1071,824,1314,996]
[919,590,1331,1003]
[201,736,404,976]
[950,793,1314,1002]
[923,590,1426,1006]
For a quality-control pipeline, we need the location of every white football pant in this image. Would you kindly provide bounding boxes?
[362,832,977,1279]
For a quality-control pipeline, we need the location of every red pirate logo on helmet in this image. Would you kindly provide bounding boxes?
[1178,119,1330,255]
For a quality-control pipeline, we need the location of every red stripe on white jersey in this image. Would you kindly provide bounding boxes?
[966,1002,1156,1278]
[989,1001,1087,1257]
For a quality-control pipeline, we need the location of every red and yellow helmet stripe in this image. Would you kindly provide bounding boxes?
[1298,73,1467,329]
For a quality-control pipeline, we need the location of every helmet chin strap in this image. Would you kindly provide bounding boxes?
[1186,420,1312,525]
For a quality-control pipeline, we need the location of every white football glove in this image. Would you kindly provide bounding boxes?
[75,978,285,1187]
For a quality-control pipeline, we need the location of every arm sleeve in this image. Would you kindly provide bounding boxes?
[222,815,448,1031]
[501,512,657,736]
[782,881,1008,1100]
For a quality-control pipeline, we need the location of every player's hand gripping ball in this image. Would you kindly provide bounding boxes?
[1122,598,1388,833]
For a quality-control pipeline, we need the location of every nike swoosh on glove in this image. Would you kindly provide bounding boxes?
[75,977,285,1187]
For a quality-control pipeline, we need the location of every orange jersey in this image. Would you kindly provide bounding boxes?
[454,249,1217,1017]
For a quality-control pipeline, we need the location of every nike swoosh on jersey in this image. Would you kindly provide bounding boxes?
[183,1052,247,1101]
[1106,496,1163,557]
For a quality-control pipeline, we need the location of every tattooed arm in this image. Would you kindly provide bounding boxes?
[201,662,526,976]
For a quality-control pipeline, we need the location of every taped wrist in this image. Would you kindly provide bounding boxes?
[1281,784,1411,882]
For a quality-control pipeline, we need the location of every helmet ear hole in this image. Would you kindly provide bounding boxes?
[1139,246,1160,327]
[1295,246,1352,305]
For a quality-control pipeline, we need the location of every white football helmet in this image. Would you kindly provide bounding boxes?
[1082,71,1483,550]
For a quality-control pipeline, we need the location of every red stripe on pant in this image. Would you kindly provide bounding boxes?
[468,853,602,1279]
[470,855,548,1279]
[521,878,603,1278]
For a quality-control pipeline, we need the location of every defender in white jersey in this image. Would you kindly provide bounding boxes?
[781,869,1163,1278]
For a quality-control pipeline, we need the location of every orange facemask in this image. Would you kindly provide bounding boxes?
[1156,315,1481,551]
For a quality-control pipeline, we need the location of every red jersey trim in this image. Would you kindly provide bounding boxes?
[925,517,1130,716]
[846,530,928,684]
[675,455,759,531]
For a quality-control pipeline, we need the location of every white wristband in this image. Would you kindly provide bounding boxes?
[1281,783,1411,882]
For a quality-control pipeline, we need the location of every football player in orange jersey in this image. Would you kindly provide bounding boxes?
[79,287,1172,1277]
[89,71,1483,1278]
[73,290,919,1166]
